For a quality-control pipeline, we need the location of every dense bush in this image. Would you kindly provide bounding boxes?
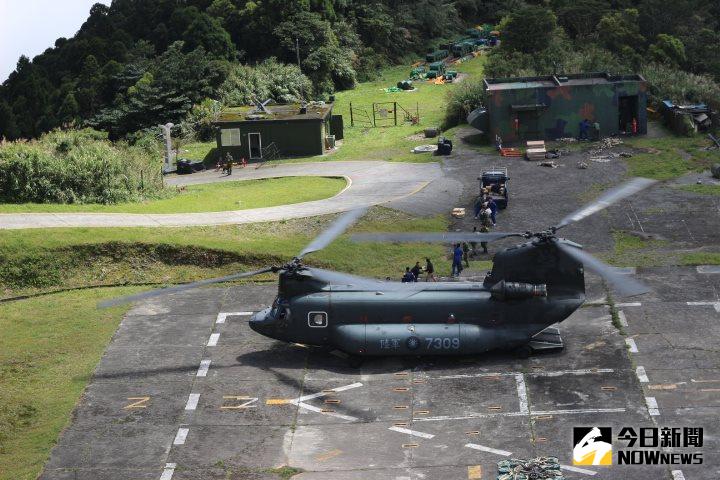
[443,79,487,129]
[219,59,312,106]
[641,63,720,109]
[0,129,166,204]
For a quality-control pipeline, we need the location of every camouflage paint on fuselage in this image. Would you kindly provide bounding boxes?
[483,73,647,142]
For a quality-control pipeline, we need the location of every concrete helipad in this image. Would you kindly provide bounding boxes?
[38,266,720,480]
[0,161,444,229]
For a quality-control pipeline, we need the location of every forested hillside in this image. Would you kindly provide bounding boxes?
[1,0,719,142]
[0,0,487,140]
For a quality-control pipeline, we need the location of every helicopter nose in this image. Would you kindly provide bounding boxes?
[249,308,273,335]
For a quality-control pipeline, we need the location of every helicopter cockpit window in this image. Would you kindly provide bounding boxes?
[308,311,328,328]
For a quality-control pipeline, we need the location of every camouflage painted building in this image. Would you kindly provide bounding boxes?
[471,73,647,142]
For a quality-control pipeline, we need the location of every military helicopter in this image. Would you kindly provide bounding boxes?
[103,177,655,360]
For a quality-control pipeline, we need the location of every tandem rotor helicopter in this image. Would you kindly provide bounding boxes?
[103,177,656,361]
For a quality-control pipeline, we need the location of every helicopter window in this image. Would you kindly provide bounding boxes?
[308,311,328,328]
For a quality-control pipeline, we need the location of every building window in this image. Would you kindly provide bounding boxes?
[221,128,241,146]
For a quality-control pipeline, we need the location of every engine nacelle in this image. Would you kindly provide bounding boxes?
[490,280,547,301]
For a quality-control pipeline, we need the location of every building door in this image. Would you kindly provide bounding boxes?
[618,96,638,132]
[248,133,262,159]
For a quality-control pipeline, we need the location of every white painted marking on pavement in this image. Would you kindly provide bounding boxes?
[284,382,363,422]
[296,402,357,421]
[173,428,189,445]
[636,366,649,383]
[646,396,660,416]
[686,301,720,312]
[672,470,686,480]
[616,302,641,307]
[216,311,253,324]
[207,333,220,346]
[560,464,597,476]
[289,382,363,404]
[425,368,614,381]
[196,359,211,377]
[185,393,200,411]
[515,374,529,414]
[612,267,636,275]
[618,310,628,327]
[159,463,177,480]
[625,338,638,353]
[415,407,626,422]
[465,443,512,456]
[388,426,435,439]
[697,265,720,274]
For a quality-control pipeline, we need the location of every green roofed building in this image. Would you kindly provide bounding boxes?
[213,102,343,162]
[470,73,647,142]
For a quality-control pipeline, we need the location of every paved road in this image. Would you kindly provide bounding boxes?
[0,161,443,229]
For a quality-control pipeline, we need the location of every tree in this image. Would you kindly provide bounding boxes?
[554,0,610,39]
[597,9,645,53]
[0,101,21,140]
[502,6,558,54]
[182,13,236,60]
[78,54,103,115]
[57,92,80,126]
[649,34,686,67]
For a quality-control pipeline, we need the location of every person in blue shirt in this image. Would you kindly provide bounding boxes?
[401,267,416,283]
[452,243,463,277]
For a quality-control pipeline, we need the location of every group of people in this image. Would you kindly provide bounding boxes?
[401,258,437,282]
[578,119,601,141]
[473,188,498,227]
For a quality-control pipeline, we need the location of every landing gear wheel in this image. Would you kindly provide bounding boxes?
[514,345,533,359]
[347,355,364,368]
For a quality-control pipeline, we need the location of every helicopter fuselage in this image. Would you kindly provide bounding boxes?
[250,238,587,356]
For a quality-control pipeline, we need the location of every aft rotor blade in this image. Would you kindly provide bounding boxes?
[555,241,650,297]
[298,207,368,258]
[351,231,525,244]
[99,267,275,308]
[554,177,656,230]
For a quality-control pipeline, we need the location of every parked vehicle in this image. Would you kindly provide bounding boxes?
[479,167,509,208]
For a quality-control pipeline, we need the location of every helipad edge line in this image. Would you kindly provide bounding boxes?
[515,374,529,414]
[185,393,200,411]
[672,470,686,480]
[560,465,597,476]
[625,338,638,353]
[388,426,435,439]
[636,366,649,383]
[207,333,220,346]
[216,311,253,324]
[465,443,512,456]
[173,428,189,445]
[196,359,211,377]
[159,463,177,480]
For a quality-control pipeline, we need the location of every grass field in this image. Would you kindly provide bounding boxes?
[183,54,488,165]
[677,183,720,196]
[0,177,346,214]
[623,135,718,180]
[0,288,136,480]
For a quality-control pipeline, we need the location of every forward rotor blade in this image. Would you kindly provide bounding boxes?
[298,207,368,258]
[351,231,525,244]
[554,177,656,230]
[99,267,275,308]
[555,241,650,297]
[305,267,390,289]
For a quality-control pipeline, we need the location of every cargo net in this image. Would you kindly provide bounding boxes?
[497,457,564,480]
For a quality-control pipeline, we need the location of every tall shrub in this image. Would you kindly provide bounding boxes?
[0,129,166,204]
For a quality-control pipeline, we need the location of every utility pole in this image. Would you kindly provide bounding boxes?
[160,122,174,174]
[296,38,301,70]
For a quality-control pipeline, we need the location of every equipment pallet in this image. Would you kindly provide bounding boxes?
[500,148,522,157]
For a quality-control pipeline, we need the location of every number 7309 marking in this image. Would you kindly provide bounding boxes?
[425,337,460,350]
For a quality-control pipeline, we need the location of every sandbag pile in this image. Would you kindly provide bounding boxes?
[497,457,565,480]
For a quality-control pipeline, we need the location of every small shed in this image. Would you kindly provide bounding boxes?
[213,102,343,162]
[470,73,647,142]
